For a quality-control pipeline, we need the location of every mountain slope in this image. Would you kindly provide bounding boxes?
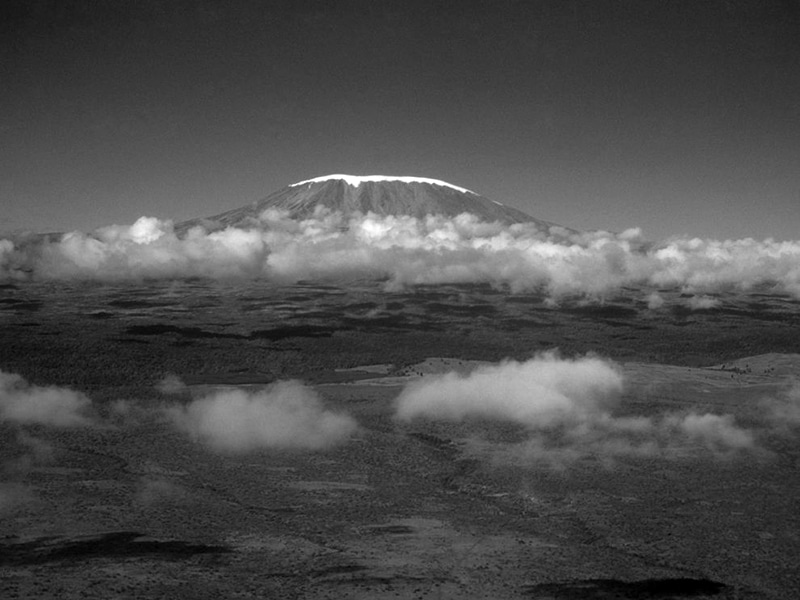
[175,175,560,234]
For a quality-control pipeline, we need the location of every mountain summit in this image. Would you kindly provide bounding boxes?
[176,175,558,234]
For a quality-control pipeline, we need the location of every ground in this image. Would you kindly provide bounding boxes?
[1,280,799,599]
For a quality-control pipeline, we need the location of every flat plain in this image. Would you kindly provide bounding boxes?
[1,279,799,599]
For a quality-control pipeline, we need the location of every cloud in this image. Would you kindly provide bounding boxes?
[102,399,154,428]
[686,295,721,310]
[395,352,624,427]
[0,370,94,427]
[395,353,758,468]
[474,410,756,470]
[3,212,800,300]
[646,292,665,309]
[760,382,800,429]
[673,412,753,450]
[168,380,358,452]
[156,374,188,395]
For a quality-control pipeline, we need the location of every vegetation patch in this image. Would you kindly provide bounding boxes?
[0,532,231,565]
[125,324,246,339]
[523,578,728,599]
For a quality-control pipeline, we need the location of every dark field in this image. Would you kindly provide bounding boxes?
[1,280,799,599]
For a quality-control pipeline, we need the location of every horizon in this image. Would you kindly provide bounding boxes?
[3,163,800,243]
[2,2,799,241]
[2,170,797,243]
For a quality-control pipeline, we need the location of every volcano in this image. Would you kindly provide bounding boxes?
[175,175,559,234]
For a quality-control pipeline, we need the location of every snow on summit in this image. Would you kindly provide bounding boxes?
[173,172,541,235]
[290,174,475,195]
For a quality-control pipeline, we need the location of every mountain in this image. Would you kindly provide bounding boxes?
[175,175,561,234]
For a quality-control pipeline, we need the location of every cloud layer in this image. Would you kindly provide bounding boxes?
[0,370,94,427]
[167,380,358,452]
[395,352,624,426]
[3,211,800,298]
[761,382,800,430]
[395,353,759,468]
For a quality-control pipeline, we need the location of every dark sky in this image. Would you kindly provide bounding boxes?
[2,0,799,240]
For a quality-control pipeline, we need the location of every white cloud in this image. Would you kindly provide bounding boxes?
[3,212,800,300]
[395,354,759,468]
[476,409,756,470]
[686,295,721,310]
[156,374,188,395]
[168,380,358,452]
[673,412,754,451]
[395,352,624,427]
[0,370,93,427]
[761,382,800,429]
[646,292,665,309]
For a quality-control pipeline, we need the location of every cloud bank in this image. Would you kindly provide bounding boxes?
[168,380,358,452]
[156,373,188,396]
[395,353,758,467]
[2,211,800,299]
[761,382,800,430]
[395,352,624,426]
[0,370,94,427]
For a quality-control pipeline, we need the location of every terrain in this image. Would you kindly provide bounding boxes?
[1,279,799,599]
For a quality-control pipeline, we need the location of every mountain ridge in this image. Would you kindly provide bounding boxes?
[175,175,562,234]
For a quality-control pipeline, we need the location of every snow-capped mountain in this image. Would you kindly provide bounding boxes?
[175,175,559,234]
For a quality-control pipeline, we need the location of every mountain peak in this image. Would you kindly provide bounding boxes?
[176,175,562,235]
[290,174,476,195]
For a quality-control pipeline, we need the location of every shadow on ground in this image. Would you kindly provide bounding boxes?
[0,531,231,565]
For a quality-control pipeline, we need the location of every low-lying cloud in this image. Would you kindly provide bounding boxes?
[761,382,800,430]
[0,370,94,427]
[168,380,358,452]
[477,410,757,471]
[395,353,759,468]
[156,373,188,396]
[395,352,624,426]
[686,295,721,310]
[3,211,800,299]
